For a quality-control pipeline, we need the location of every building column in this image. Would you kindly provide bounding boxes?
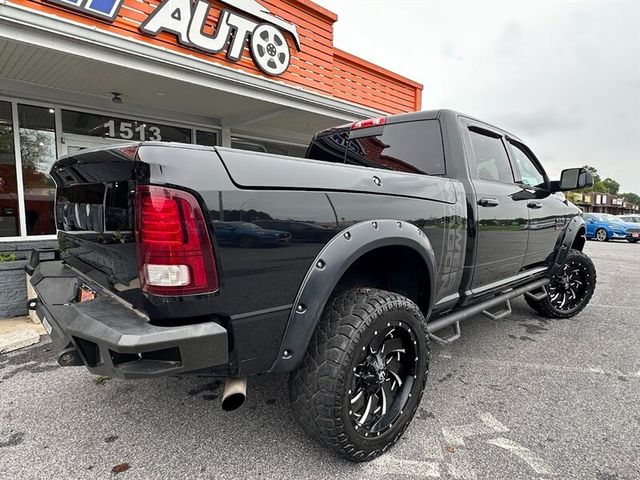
[220,127,232,148]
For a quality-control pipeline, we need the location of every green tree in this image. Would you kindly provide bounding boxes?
[577,166,621,195]
[599,177,620,195]
[582,165,601,184]
[622,192,640,205]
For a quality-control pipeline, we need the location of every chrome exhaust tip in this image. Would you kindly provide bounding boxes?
[221,377,247,411]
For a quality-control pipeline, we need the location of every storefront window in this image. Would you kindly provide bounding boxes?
[0,101,20,237]
[62,110,192,143]
[18,104,57,236]
[231,137,307,157]
[196,130,219,147]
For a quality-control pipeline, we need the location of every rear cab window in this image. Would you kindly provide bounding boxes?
[306,120,446,176]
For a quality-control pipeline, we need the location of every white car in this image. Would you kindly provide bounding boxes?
[618,214,640,224]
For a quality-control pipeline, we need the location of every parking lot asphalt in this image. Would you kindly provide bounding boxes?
[1,240,639,480]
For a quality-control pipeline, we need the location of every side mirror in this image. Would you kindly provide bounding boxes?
[552,168,594,192]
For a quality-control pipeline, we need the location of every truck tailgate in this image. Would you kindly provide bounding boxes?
[51,145,142,304]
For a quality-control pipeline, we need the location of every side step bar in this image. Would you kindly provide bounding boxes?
[427,278,550,344]
[481,299,512,321]
[525,285,548,302]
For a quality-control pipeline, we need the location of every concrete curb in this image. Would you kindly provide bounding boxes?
[0,329,40,354]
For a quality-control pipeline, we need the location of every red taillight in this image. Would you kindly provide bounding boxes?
[351,117,386,130]
[135,185,219,296]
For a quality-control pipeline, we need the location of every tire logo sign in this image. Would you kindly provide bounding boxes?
[251,24,291,76]
[140,0,301,76]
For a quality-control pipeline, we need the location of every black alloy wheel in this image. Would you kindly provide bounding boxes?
[349,324,418,437]
[547,261,589,312]
[525,250,596,318]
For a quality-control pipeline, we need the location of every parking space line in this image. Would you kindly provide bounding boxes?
[435,354,638,378]
[359,457,440,478]
[588,304,639,310]
[486,437,554,475]
[479,413,509,433]
[442,412,509,447]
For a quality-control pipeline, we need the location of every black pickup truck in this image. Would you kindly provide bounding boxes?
[28,109,596,461]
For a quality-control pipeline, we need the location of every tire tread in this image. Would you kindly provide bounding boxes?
[289,287,430,462]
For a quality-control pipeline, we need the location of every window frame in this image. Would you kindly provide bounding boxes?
[17,103,60,237]
[465,123,517,186]
[505,137,550,190]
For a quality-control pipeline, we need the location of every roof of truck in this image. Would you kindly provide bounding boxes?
[313,109,524,143]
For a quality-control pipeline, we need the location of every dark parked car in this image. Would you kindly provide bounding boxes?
[584,213,640,243]
[213,221,290,247]
[28,109,596,462]
[253,219,338,243]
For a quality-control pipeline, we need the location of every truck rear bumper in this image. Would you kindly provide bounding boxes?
[30,260,228,379]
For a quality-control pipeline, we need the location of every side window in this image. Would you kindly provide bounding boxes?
[306,121,446,175]
[346,121,446,175]
[508,141,546,188]
[468,129,514,183]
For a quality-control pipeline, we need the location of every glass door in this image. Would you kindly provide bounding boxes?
[63,135,121,155]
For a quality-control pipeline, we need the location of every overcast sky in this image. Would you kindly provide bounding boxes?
[316,0,640,194]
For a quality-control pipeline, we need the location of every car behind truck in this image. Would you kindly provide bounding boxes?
[28,109,596,461]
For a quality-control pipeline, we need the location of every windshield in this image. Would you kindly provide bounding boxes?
[604,215,622,223]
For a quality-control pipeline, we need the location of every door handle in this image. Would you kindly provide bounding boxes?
[478,197,500,207]
[528,201,543,209]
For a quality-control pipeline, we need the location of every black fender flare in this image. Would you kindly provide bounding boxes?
[550,216,586,276]
[270,219,437,372]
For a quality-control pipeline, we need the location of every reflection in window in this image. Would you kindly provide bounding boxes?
[306,132,349,164]
[508,142,545,188]
[469,129,514,184]
[0,101,20,237]
[307,121,446,175]
[346,122,446,175]
[18,104,57,236]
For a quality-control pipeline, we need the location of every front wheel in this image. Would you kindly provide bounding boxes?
[525,250,596,318]
[289,288,430,462]
[595,228,608,242]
